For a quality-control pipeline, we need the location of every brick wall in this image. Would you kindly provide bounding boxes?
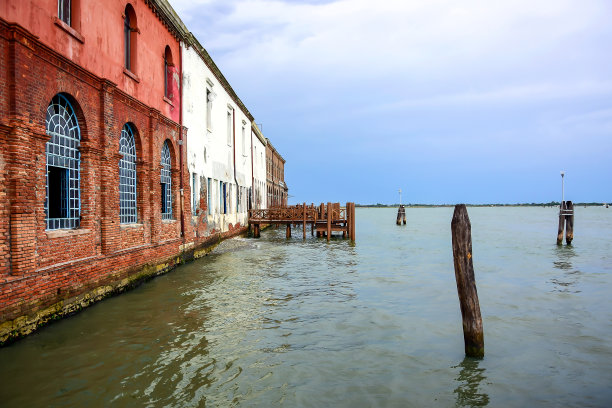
[0,19,241,344]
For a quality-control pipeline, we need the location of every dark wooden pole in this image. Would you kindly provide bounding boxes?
[565,201,574,244]
[557,201,566,245]
[286,223,291,238]
[350,202,356,241]
[303,202,307,239]
[326,202,332,242]
[346,202,351,240]
[451,204,484,358]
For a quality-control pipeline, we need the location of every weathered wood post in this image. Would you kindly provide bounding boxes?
[451,204,484,358]
[326,202,332,242]
[303,203,307,239]
[286,223,291,238]
[350,202,356,241]
[557,201,566,245]
[254,224,260,238]
[565,201,574,244]
[346,202,351,239]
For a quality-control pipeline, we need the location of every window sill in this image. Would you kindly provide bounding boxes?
[46,228,91,239]
[123,68,140,83]
[163,96,174,106]
[54,17,84,43]
[120,223,143,230]
[162,219,176,224]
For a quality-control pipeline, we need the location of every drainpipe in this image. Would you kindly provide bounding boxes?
[178,42,185,240]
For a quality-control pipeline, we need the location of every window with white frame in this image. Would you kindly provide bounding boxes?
[45,93,81,230]
[161,141,172,220]
[207,177,212,215]
[227,108,233,146]
[191,172,198,214]
[241,124,246,156]
[119,123,137,223]
[206,89,213,131]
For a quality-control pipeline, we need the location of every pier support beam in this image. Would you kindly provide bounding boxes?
[451,204,484,358]
[327,202,332,242]
[303,203,307,239]
[286,223,291,238]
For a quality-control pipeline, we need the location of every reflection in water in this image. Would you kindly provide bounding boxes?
[551,245,582,293]
[453,357,489,407]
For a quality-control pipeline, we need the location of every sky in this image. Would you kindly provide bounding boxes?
[169,0,612,205]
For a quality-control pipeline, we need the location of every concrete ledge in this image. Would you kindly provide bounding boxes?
[0,226,247,346]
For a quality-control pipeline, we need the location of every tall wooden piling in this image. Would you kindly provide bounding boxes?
[451,204,484,358]
[286,223,291,238]
[303,203,307,239]
[557,201,566,245]
[557,201,575,245]
[350,202,356,241]
[326,202,332,242]
[565,201,574,244]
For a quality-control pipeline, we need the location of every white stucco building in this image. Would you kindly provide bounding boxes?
[251,123,267,210]
[181,35,256,234]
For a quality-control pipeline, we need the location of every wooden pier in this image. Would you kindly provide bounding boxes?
[248,202,356,241]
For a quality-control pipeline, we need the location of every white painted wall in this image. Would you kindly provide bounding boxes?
[182,43,253,232]
[252,125,267,209]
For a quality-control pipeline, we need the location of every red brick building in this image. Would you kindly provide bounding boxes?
[266,140,288,207]
[0,0,230,344]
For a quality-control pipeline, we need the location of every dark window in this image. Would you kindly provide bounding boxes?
[58,0,71,26]
[45,94,81,230]
[161,141,172,219]
[119,123,137,223]
[164,46,173,99]
[124,12,131,70]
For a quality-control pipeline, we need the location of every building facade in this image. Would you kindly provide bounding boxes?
[181,34,254,238]
[0,0,288,345]
[266,140,288,207]
[251,123,267,210]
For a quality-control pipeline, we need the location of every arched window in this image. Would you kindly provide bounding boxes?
[164,46,173,99]
[124,4,137,71]
[161,141,172,220]
[119,123,137,223]
[45,94,81,230]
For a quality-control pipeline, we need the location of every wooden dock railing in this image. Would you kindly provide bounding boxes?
[249,202,355,241]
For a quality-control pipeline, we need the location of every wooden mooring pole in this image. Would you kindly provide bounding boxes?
[451,204,484,358]
[326,202,332,242]
[557,201,574,245]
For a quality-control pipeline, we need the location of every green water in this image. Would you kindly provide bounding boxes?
[1,207,611,407]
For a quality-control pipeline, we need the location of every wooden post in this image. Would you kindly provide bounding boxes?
[451,204,484,358]
[254,224,260,238]
[326,202,332,242]
[286,223,291,238]
[557,201,566,245]
[565,201,574,244]
[350,202,356,241]
[303,202,307,239]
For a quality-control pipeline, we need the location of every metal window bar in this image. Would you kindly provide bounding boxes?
[119,123,137,223]
[161,141,172,219]
[45,94,81,230]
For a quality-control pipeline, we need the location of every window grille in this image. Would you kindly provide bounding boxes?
[161,141,172,219]
[119,123,137,223]
[45,94,81,230]
[58,0,71,26]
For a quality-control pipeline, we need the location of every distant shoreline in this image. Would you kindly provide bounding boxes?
[356,202,609,208]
